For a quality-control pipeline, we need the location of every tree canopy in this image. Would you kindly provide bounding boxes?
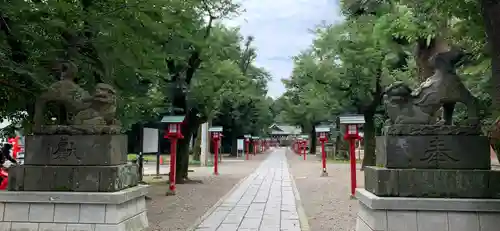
[1,0,273,181]
[279,0,500,165]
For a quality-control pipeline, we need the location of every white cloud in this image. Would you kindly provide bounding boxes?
[226,0,343,98]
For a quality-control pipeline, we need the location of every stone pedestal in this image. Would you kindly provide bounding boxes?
[364,166,500,198]
[5,133,148,230]
[378,125,490,169]
[9,135,139,192]
[355,188,500,231]
[358,125,499,231]
[0,185,148,231]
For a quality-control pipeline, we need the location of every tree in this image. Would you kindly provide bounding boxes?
[1,0,273,183]
[211,35,273,156]
[281,11,415,166]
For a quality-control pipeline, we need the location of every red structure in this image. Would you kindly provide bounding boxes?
[301,140,307,160]
[8,136,20,159]
[317,129,329,176]
[163,116,185,196]
[211,131,221,175]
[344,124,362,197]
[244,135,251,160]
[208,126,223,175]
[0,168,8,190]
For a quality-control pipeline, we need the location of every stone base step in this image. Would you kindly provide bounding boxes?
[0,185,149,231]
[9,164,139,192]
[364,166,500,198]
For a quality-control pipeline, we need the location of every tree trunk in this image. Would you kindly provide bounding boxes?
[481,0,500,161]
[175,112,198,183]
[415,37,449,81]
[193,125,202,161]
[309,128,316,154]
[361,111,376,169]
[230,133,238,156]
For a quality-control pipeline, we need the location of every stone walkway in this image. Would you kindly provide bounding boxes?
[195,149,302,231]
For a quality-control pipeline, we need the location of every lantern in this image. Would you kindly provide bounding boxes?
[161,115,185,139]
[209,126,224,175]
[160,115,186,196]
[338,115,365,197]
[339,115,364,140]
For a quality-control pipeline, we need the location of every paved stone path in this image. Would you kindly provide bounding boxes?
[195,149,302,231]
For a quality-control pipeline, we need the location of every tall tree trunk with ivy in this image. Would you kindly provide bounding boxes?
[481,0,500,161]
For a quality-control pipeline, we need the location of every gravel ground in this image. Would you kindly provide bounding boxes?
[145,151,270,231]
[286,149,364,231]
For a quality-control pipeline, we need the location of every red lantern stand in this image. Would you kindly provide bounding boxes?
[319,132,328,176]
[165,122,184,196]
[211,132,221,175]
[245,137,250,160]
[344,124,361,197]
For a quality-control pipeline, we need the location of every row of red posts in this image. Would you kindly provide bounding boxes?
[162,117,274,195]
[290,122,362,197]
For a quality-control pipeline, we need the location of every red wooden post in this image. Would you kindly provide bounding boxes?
[214,139,219,175]
[321,140,327,174]
[349,138,357,197]
[169,138,177,193]
[211,132,221,175]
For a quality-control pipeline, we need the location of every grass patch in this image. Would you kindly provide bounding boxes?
[127,154,166,161]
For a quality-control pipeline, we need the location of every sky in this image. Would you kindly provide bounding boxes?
[226,0,343,98]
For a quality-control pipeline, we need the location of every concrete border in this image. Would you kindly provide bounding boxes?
[356,188,500,212]
[185,155,271,231]
[0,185,149,204]
[286,148,311,231]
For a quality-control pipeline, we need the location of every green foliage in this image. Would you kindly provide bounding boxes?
[0,0,271,137]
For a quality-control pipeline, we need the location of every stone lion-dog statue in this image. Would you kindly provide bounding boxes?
[383,48,479,126]
[34,61,120,134]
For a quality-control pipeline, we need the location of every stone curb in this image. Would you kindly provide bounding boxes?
[185,156,267,231]
[286,148,311,231]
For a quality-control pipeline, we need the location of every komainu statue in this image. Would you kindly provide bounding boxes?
[33,62,91,132]
[384,48,479,126]
[34,61,121,134]
[73,83,120,126]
